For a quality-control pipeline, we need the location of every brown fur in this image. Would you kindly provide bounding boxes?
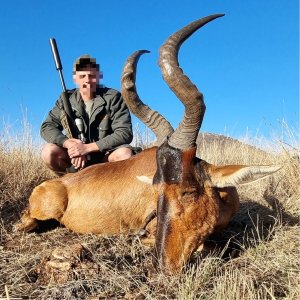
[16,146,240,238]
[153,143,259,273]
[15,141,279,276]
[16,148,157,234]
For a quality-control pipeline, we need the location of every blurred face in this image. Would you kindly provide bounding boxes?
[73,67,100,100]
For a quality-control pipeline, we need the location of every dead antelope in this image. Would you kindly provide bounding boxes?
[16,14,281,274]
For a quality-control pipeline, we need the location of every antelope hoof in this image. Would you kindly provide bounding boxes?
[14,218,38,233]
[14,208,38,232]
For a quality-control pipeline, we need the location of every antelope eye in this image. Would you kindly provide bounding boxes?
[182,188,197,197]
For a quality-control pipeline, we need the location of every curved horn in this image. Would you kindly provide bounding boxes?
[121,50,174,146]
[159,14,225,150]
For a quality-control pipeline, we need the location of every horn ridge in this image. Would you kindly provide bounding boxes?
[121,50,174,146]
[159,14,225,150]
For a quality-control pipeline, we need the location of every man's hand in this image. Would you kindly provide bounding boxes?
[67,142,89,158]
[71,156,87,169]
[63,139,100,169]
[64,140,100,158]
[63,138,82,150]
[63,138,88,157]
[63,138,87,169]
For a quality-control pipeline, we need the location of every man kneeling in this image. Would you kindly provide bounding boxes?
[41,55,135,175]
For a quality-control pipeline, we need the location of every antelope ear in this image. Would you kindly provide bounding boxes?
[209,165,282,187]
[136,175,153,185]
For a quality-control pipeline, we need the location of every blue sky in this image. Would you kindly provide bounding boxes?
[0,0,298,141]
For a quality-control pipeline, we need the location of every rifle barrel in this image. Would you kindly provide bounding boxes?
[49,38,67,92]
[58,69,67,92]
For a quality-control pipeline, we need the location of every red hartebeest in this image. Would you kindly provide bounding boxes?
[15,14,281,274]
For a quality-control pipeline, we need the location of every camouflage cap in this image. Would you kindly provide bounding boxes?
[73,55,99,73]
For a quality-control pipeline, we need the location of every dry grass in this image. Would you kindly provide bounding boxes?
[0,120,299,299]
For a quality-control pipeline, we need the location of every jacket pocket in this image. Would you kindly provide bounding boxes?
[98,115,110,131]
[97,115,111,139]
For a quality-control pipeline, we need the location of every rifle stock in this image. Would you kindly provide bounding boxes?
[60,91,78,139]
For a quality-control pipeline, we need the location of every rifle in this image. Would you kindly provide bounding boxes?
[49,38,89,168]
[49,38,79,139]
